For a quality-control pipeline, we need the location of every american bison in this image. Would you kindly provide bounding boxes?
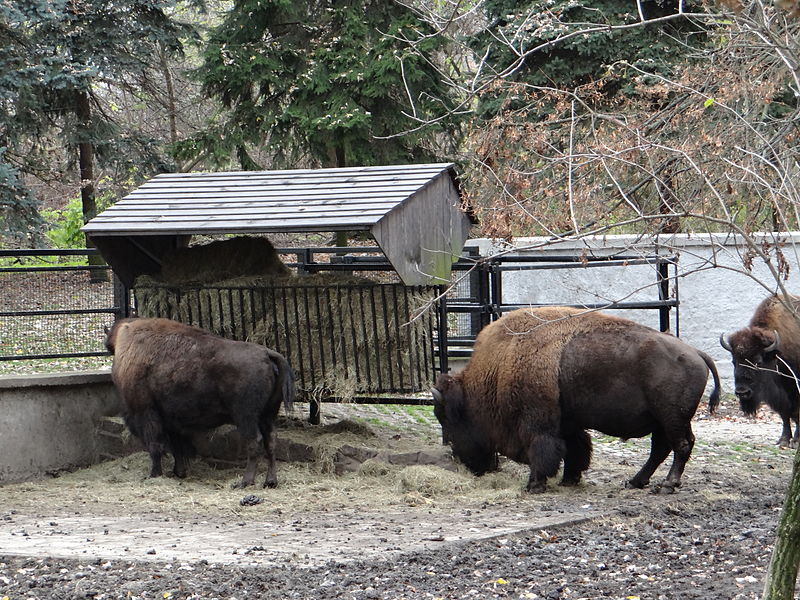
[432,307,720,493]
[720,294,800,447]
[105,317,295,487]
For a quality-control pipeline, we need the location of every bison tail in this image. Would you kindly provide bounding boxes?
[267,349,296,413]
[698,350,721,414]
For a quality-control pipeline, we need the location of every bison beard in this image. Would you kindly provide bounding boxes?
[432,307,720,494]
[105,317,295,488]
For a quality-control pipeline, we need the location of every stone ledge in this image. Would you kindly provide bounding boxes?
[0,369,112,389]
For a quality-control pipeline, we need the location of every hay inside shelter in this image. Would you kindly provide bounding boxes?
[158,236,291,284]
[133,236,438,399]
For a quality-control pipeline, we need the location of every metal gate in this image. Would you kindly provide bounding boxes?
[443,251,680,361]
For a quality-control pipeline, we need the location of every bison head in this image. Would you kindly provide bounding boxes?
[431,373,498,476]
[720,327,782,415]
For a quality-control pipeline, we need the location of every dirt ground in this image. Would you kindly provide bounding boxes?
[0,398,796,599]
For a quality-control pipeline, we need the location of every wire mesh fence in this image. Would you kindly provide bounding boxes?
[0,250,124,374]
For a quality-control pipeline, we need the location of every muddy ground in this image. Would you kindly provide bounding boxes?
[0,398,797,599]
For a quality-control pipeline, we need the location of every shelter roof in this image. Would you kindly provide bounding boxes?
[83,163,461,235]
[83,163,473,287]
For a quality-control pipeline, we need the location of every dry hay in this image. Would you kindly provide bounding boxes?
[133,236,437,399]
[0,408,543,521]
[158,236,291,284]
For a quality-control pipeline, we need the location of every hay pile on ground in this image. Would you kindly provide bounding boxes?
[0,405,536,520]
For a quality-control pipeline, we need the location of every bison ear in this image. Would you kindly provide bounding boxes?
[440,377,467,424]
[754,328,780,354]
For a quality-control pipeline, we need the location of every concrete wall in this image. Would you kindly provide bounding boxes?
[465,232,800,392]
[0,371,121,484]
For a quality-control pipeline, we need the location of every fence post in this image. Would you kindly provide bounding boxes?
[112,273,131,320]
[476,262,492,331]
[657,258,671,333]
[437,286,449,375]
[489,259,502,320]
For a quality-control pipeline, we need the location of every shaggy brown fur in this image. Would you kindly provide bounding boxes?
[106,317,295,487]
[434,307,719,493]
[748,295,800,364]
[722,294,800,447]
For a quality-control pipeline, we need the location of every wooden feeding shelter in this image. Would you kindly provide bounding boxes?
[83,163,473,408]
[83,163,471,288]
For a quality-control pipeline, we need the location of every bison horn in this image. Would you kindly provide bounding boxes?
[765,330,780,353]
[431,387,444,404]
[719,333,733,352]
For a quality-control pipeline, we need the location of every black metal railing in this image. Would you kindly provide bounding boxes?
[444,251,680,358]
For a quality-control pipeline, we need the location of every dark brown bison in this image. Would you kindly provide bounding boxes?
[720,294,800,448]
[105,317,295,487]
[432,307,720,493]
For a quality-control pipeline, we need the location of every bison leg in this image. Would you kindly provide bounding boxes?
[526,434,565,493]
[169,433,195,479]
[232,437,260,489]
[627,429,671,490]
[560,430,592,487]
[777,416,794,448]
[655,427,695,494]
[262,428,278,488]
[124,409,167,478]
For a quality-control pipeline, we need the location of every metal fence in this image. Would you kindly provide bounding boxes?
[443,252,680,358]
[0,249,127,362]
[0,247,679,382]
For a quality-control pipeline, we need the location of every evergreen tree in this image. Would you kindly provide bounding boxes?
[180,0,459,170]
[0,0,195,246]
[472,0,707,115]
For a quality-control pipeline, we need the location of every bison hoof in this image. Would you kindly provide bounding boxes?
[263,479,278,489]
[652,482,677,495]
[559,478,581,488]
[625,479,647,490]
[526,481,547,494]
[232,479,255,489]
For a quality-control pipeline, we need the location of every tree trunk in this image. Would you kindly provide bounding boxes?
[327,145,350,250]
[158,43,178,145]
[76,89,108,282]
[657,166,680,234]
[762,445,800,599]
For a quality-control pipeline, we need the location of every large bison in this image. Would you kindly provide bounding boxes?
[105,317,295,487]
[432,307,720,493]
[720,294,800,448]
